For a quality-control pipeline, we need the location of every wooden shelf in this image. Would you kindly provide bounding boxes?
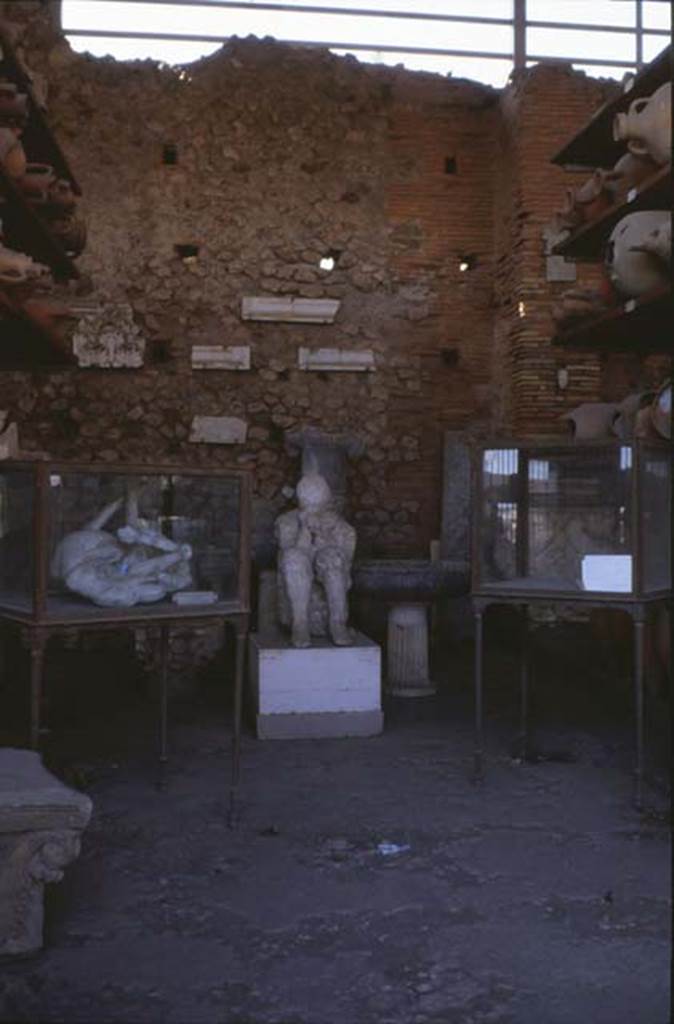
[0,164,80,280]
[552,45,673,169]
[0,25,81,193]
[553,166,672,260]
[553,286,673,352]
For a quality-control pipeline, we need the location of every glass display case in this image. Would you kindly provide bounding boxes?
[472,440,671,602]
[0,462,252,624]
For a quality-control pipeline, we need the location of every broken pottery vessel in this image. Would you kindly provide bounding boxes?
[613,82,672,166]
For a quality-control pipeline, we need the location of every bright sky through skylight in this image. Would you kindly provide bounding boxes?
[62,1,671,88]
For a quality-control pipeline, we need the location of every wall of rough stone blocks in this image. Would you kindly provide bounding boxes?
[0,4,655,565]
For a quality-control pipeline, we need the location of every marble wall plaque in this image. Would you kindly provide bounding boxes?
[189,416,248,444]
[241,296,340,323]
[298,347,375,372]
[191,345,251,370]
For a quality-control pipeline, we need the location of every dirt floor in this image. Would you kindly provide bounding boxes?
[0,623,671,1024]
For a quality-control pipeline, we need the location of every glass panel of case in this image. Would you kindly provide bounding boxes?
[0,467,35,614]
[47,470,241,615]
[479,445,634,594]
[640,446,671,594]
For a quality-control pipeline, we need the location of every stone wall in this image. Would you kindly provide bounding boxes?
[0,4,645,563]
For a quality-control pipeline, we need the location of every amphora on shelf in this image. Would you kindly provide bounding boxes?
[17,162,56,201]
[611,391,654,440]
[651,379,671,440]
[22,297,78,357]
[551,287,610,326]
[605,210,670,297]
[561,402,619,440]
[47,214,87,256]
[0,243,49,284]
[572,174,614,222]
[47,178,77,213]
[613,82,672,166]
[628,215,671,265]
[0,126,26,178]
[598,151,658,202]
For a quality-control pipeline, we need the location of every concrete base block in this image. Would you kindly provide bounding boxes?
[249,631,382,738]
[257,709,383,739]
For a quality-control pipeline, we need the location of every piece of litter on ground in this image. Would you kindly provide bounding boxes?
[377,842,411,856]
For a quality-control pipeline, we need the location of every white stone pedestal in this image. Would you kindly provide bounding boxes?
[249,632,382,738]
[386,603,436,697]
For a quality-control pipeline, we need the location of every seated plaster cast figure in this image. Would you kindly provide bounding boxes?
[51,490,192,607]
[275,472,356,648]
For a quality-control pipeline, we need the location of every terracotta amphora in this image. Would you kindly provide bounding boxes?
[551,287,609,327]
[605,210,670,297]
[22,296,77,358]
[47,178,77,214]
[17,162,56,201]
[561,402,619,441]
[0,126,26,179]
[628,215,671,266]
[572,174,614,222]
[651,380,671,440]
[0,243,49,284]
[48,214,87,256]
[613,82,672,166]
[594,151,657,205]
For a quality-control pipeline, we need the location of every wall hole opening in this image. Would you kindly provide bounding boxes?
[163,144,178,165]
[458,253,478,272]
[318,249,342,272]
[444,156,457,174]
[174,243,200,263]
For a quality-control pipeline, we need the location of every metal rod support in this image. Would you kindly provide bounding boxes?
[633,615,646,812]
[63,29,647,68]
[158,625,169,778]
[473,609,484,783]
[64,0,514,27]
[29,631,46,751]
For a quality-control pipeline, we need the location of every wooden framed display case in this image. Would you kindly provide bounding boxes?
[470,439,671,809]
[0,462,252,804]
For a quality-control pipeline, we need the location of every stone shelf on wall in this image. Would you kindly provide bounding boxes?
[552,165,671,261]
[297,347,375,372]
[241,296,340,324]
[551,44,672,169]
[191,345,251,370]
[552,285,672,352]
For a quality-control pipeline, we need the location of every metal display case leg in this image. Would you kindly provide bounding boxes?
[473,608,484,784]
[519,606,530,760]
[633,612,646,812]
[29,630,46,751]
[157,624,169,790]
[228,618,248,828]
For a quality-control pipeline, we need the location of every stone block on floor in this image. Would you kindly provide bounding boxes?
[0,749,92,956]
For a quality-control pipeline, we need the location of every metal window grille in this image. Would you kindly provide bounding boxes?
[59,1,670,80]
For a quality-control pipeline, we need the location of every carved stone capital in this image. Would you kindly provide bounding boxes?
[0,830,83,956]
